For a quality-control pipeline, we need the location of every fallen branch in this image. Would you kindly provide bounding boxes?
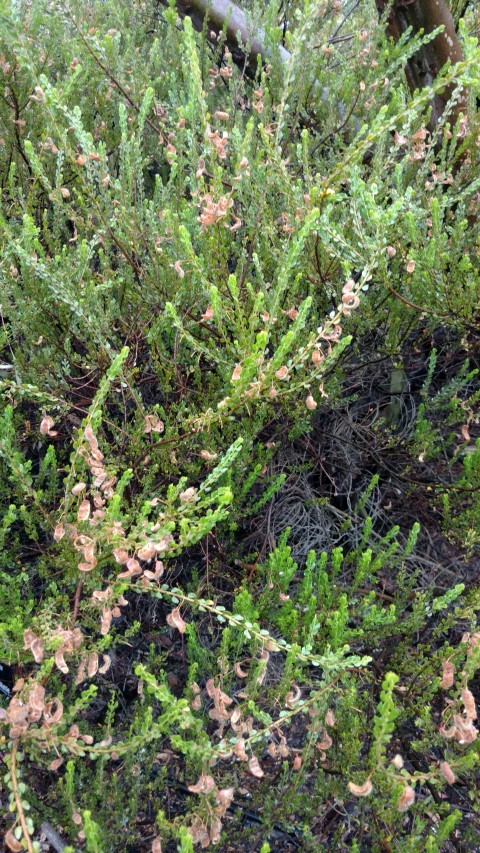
[161,0,467,132]
[163,0,290,74]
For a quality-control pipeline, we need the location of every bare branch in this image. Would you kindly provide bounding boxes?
[375,0,467,128]
[159,0,289,74]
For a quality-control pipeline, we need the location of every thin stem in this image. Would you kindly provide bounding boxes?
[10,742,34,853]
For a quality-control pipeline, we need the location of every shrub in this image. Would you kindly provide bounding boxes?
[0,0,479,850]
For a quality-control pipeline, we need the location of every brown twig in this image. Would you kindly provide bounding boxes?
[72,580,83,625]
[10,742,34,853]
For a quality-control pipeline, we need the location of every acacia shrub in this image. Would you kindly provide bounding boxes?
[0,0,480,850]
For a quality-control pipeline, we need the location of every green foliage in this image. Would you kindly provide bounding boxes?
[0,0,479,849]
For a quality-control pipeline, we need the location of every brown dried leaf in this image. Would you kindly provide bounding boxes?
[152,839,162,853]
[50,757,64,772]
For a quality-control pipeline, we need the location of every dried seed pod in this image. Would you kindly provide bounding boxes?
[440,761,456,784]
[348,779,373,797]
[166,607,187,634]
[440,660,455,689]
[71,482,86,495]
[40,415,57,436]
[462,688,477,721]
[137,542,156,561]
[248,755,264,777]
[188,773,215,794]
[397,785,415,811]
